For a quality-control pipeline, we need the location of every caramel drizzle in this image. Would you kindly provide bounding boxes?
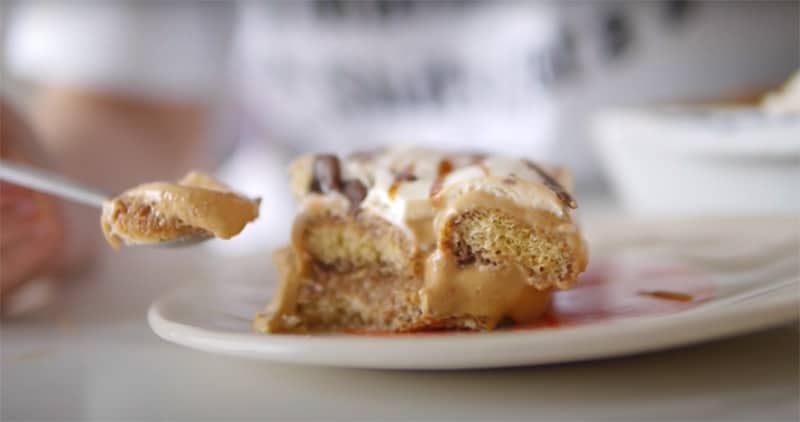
[522,159,577,209]
[388,183,400,199]
[429,158,454,198]
[637,290,694,303]
[388,164,418,200]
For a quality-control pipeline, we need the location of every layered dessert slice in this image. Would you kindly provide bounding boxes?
[101,171,260,248]
[256,147,587,333]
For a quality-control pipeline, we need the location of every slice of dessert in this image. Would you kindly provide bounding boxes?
[255,147,587,333]
[101,171,260,248]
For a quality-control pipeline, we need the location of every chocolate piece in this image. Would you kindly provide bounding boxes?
[311,155,342,194]
[392,164,418,183]
[343,179,368,209]
[522,159,577,209]
[309,154,367,210]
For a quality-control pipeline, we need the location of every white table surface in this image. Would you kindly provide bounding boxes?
[2,213,799,422]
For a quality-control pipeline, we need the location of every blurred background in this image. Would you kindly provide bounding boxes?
[1,0,798,254]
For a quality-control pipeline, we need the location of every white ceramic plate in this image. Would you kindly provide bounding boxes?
[149,218,799,369]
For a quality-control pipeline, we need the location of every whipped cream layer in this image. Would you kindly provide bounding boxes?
[289,147,576,246]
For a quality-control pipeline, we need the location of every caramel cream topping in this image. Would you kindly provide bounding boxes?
[422,251,553,328]
[261,148,587,332]
[289,146,576,248]
[101,171,260,248]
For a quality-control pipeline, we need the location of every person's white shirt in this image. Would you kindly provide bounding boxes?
[4,1,798,178]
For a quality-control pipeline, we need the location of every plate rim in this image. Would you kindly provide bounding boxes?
[148,284,799,369]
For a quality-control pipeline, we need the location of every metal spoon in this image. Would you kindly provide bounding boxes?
[0,160,212,248]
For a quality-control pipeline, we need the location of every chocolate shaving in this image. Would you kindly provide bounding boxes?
[522,159,577,209]
[311,154,342,194]
[343,179,368,211]
[309,154,369,212]
[392,163,418,183]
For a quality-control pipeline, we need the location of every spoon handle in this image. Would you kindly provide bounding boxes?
[0,160,109,209]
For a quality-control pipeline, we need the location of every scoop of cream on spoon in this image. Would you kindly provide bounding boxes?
[101,171,260,249]
[0,161,260,249]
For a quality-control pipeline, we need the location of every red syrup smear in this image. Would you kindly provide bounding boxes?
[348,258,715,337]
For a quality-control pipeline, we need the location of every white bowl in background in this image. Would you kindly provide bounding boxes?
[592,107,799,216]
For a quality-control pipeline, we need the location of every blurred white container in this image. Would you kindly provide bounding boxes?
[592,107,800,216]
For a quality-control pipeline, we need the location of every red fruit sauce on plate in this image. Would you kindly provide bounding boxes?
[352,258,715,337]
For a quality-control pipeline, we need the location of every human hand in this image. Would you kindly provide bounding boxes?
[1,101,65,300]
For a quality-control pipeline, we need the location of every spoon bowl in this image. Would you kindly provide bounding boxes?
[1,160,213,249]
